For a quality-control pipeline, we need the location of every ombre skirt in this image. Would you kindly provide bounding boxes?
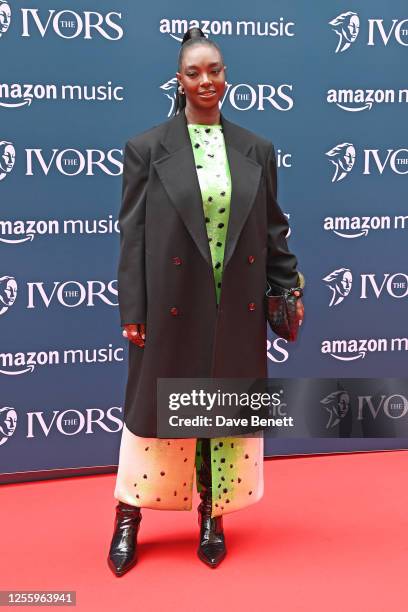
[114,423,264,518]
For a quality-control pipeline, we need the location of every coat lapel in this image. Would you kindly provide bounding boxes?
[153,108,262,271]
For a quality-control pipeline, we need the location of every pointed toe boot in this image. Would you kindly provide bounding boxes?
[197,438,227,568]
[107,501,142,577]
[197,495,227,568]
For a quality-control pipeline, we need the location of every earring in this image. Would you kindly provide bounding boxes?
[178,83,184,95]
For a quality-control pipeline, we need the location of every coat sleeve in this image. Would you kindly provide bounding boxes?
[265,142,300,290]
[117,140,148,326]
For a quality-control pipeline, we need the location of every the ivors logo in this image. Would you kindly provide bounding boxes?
[330,12,408,53]
[0,6,123,40]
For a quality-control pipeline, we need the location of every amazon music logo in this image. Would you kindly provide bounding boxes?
[0,344,124,376]
[160,17,295,40]
[0,216,120,245]
[326,88,408,112]
[323,215,408,239]
[0,81,124,109]
[321,337,408,362]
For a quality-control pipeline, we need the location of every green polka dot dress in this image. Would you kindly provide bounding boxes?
[187,123,232,305]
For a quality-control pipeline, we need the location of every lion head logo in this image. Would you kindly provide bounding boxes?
[0,275,17,315]
[0,407,17,446]
[320,391,350,429]
[322,268,352,307]
[326,143,356,182]
[329,12,360,53]
[0,141,16,181]
[0,1,11,37]
[160,77,181,118]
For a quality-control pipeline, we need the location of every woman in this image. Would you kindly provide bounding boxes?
[108,27,304,576]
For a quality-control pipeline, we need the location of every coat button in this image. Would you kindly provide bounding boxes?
[172,256,182,266]
[248,302,256,311]
[170,307,179,316]
[248,255,255,264]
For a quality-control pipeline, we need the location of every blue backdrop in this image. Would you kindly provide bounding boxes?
[1,0,407,482]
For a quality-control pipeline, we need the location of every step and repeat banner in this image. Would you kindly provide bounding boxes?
[1,1,408,482]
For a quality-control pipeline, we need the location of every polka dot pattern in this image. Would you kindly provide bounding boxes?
[195,434,265,517]
[187,123,232,305]
[114,424,264,518]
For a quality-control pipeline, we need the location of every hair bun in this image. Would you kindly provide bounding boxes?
[181,26,205,46]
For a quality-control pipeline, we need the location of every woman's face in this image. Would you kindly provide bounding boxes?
[176,44,226,111]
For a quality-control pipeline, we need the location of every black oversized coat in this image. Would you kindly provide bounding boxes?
[118,107,299,438]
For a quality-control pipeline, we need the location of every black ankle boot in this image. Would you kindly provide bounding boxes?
[197,439,227,568]
[107,501,142,577]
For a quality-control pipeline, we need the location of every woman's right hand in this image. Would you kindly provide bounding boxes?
[122,323,146,348]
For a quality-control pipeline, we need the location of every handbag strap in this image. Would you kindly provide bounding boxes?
[266,281,304,299]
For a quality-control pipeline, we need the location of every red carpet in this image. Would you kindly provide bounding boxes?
[1,450,407,611]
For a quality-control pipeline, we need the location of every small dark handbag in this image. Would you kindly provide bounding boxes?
[265,281,304,342]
